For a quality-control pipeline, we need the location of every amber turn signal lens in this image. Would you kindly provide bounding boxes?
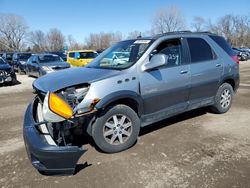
[48,92,73,119]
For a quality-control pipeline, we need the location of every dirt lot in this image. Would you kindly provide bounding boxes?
[0,61,250,188]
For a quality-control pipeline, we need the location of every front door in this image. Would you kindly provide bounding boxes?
[140,38,190,124]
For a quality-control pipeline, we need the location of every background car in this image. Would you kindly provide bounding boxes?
[12,52,32,74]
[45,51,67,61]
[233,47,250,61]
[26,54,70,77]
[0,57,16,85]
[67,50,98,67]
[2,52,15,65]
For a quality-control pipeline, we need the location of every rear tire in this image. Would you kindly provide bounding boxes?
[210,83,234,114]
[92,104,140,153]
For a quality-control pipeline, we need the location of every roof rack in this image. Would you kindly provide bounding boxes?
[154,30,214,39]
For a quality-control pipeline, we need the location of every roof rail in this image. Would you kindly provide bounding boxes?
[154,30,215,39]
[154,30,192,38]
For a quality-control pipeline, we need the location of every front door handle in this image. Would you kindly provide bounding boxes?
[180,70,188,74]
[216,64,222,67]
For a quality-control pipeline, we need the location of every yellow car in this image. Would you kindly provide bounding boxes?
[67,50,98,67]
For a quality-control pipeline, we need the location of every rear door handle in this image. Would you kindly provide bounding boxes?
[216,64,222,67]
[180,70,188,74]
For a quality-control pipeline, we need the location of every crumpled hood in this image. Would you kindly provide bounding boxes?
[33,67,120,92]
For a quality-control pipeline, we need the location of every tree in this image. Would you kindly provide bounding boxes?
[192,16,206,32]
[0,13,28,51]
[28,30,47,52]
[85,32,122,50]
[67,35,83,50]
[46,28,65,51]
[152,5,186,34]
[127,31,142,39]
[206,14,250,47]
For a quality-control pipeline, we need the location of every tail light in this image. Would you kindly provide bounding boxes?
[231,55,240,64]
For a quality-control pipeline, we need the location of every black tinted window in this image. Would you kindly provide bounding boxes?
[187,38,214,63]
[209,35,234,56]
[69,52,74,58]
[79,52,98,58]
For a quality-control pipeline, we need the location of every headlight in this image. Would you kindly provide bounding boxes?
[43,92,73,122]
[42,66,54,72]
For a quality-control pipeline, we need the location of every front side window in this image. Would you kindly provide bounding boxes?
[187,38,215,63]
[152,39,183,67]
[87,39,153,70]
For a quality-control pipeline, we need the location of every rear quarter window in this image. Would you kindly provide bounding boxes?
[208,35,234,56]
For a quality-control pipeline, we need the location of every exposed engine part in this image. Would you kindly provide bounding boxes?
[58,86,89,109]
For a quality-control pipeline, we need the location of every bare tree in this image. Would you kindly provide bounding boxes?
[67,35,83,50]
[234,15,250,47]
[0,13,28,51]
[85,32,122,50]
[46,28,65,51]
[127,30,142,39]
[192,16,206,32]
[28,30,47,52]
[206,14,250,47]
[152,5,186,34]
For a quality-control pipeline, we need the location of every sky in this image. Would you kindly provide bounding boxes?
[0,0,249,43]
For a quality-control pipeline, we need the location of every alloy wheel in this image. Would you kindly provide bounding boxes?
[103,114,132,145]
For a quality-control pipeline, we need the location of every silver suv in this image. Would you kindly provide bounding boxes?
[23,32,239,175]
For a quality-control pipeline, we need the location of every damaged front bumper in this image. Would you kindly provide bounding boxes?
[23,102,87,175]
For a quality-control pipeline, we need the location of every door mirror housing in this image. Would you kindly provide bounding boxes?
[143,54,168,71]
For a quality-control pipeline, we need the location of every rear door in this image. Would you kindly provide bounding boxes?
[186,37,223,108]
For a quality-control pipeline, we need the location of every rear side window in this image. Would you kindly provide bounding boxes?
[208,35,234,56]
[187,38,215,63]
[69,52,74,58]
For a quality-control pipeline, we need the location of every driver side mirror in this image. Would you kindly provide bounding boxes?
[143,54,168,71]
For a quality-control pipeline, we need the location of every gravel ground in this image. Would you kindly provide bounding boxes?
[0,61,250,188]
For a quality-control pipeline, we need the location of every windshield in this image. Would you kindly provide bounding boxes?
[6,53,13,60]
[18,53,32,60]
[0,57,7,64]
[38,55,63,63]
[87,39,153,70]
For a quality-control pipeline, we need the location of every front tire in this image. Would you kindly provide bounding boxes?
[211,83,234,114]
[92,104,140,153]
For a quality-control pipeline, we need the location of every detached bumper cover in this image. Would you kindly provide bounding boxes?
[23,103,86,175]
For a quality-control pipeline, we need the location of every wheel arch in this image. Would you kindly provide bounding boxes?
[221,78,236,91]
[95,90,144,117]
